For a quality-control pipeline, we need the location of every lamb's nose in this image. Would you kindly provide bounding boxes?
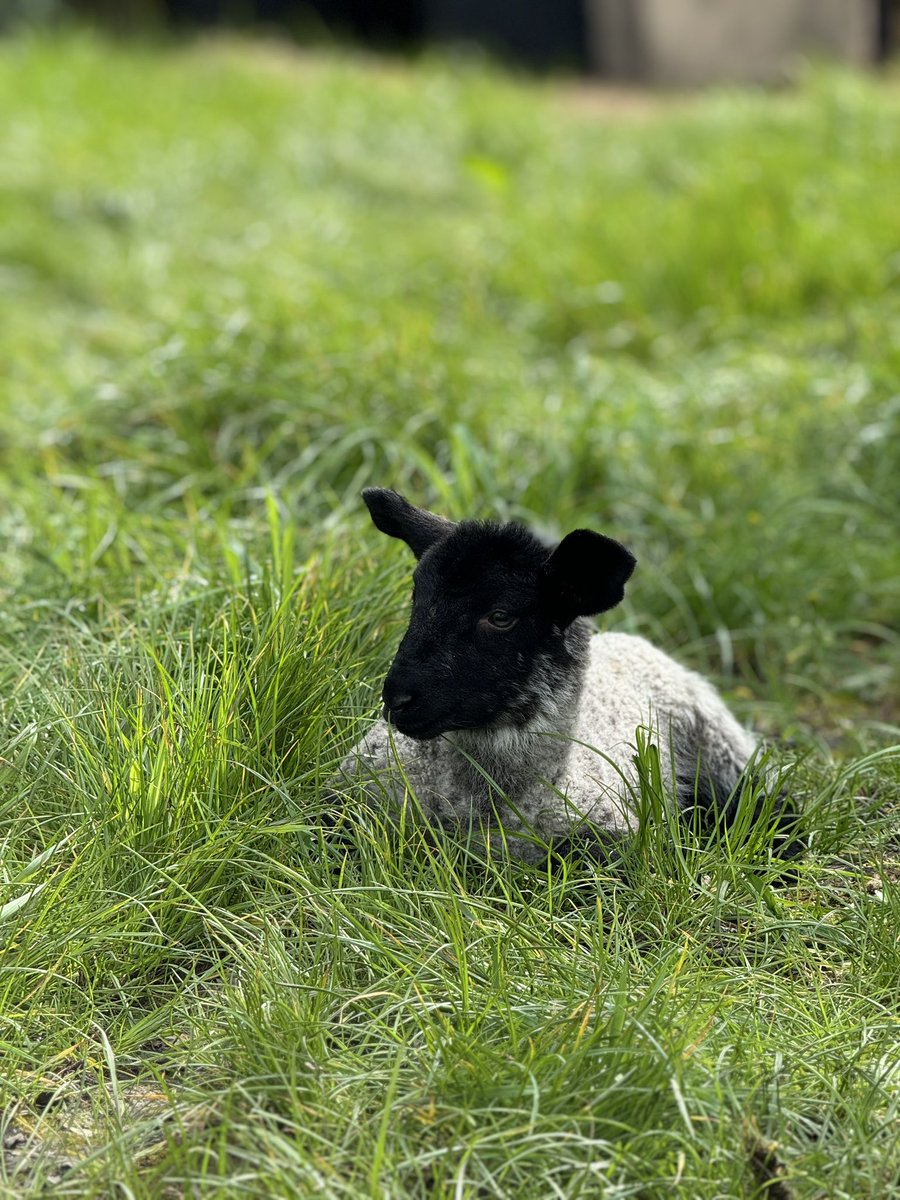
[383,674,419,714]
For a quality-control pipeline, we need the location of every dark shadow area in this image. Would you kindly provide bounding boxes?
[61,0,587,66]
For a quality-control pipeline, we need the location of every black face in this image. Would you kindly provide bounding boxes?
[382,525,558,738]
[362,489,637,742]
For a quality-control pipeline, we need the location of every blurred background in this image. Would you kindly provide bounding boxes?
[7,0,900,77]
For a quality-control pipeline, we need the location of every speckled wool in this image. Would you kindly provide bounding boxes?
[339,618,759,860]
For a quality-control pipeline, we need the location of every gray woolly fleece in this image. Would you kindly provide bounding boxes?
[339,618,758,860]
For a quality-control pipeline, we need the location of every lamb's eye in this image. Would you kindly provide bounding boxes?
[484,610,517,631]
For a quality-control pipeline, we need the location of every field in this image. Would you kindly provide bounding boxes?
[1,31,899,1198]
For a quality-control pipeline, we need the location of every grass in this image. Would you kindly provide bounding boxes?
[1,28,899,1198]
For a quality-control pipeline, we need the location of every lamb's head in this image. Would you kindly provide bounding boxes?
[363,489,636,741]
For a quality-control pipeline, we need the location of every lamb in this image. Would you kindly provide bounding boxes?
[339,488,800,863]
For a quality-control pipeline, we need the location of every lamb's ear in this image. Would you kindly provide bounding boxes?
[362,488,456,559]
[539,529,636,627]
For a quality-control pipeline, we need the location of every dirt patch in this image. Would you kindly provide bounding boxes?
[2,1083,175,1194]
[553,81,696,120]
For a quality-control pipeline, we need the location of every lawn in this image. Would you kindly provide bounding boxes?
[1,29,899,1198]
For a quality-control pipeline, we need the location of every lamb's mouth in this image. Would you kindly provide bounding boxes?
[383,707,451,740]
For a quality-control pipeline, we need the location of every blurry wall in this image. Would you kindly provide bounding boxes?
[590,0,881,83]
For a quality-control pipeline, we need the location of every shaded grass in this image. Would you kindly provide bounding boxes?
[0,30,899,1199]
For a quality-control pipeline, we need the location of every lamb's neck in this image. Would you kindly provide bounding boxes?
[448,618,592,789]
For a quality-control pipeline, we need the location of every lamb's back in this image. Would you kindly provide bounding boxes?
[561,632,757,825]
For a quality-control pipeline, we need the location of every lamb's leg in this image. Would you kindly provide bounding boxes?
[675,706,805,860]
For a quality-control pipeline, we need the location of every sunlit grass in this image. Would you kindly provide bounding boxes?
[0,30,898,1198]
